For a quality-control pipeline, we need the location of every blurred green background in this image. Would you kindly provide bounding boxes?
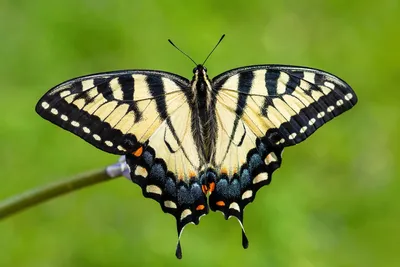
[1,0,399,266]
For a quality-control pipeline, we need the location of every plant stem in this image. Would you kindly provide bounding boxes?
[0,168,120,220]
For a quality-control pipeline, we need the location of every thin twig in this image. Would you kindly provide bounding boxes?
[0,168,121,220]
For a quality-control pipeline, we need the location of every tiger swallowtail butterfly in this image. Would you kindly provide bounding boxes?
[35,35,357,258]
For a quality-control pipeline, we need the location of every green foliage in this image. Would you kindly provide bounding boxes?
[1,0,399,266]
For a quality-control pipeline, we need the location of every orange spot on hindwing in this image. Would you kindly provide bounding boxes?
[132,146,143,157]
[216,201,225,207]
[196,204,205,211]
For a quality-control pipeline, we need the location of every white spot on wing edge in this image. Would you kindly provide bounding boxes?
[41,102,50,109]
[309,118,316,125]
[71,121,80,127]
[105,140,113,147]
[117,145,126,152]
[265,152,278,165]
[229,202,240,212]
[134,166,148,178]
[83,127,90,133]
[93,134,101,141]
[253,172,269,184]
[164,200,177,209]
[317,112,325,118]
[146,185,162,195]
[336,99,344,106]
[288,133,297,140]
[241,190,253,200]
[327,106,335,112]
[50,108,58,115]
[300,126,307,133]
[180,209,192,221]
[344,93,353,101]
[61,114,68,121]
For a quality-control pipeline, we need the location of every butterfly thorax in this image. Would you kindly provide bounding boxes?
[190,65,216,164]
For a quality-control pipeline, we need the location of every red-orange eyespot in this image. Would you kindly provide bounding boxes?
[196,204,205,211]
[216,201,225,207]
[132,146,143,157]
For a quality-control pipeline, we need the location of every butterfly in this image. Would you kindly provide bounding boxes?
[35,35,357,258]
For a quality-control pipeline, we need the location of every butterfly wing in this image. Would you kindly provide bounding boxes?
[36,70,191,154]
[209,65,357,244]
[36,70,208,254]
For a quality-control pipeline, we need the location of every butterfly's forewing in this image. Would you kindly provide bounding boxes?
[36,70,190,154]
[36,70,209,246]
[209,65,357,233]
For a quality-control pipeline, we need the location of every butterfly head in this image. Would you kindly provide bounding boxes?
[193,64,207,74]
[191,64,212,95]
[192,64,209,80]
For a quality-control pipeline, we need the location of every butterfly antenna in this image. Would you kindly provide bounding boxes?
[168,39,197,66]
[202,34,225,65]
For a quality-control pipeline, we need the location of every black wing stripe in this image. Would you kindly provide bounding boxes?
[224,72,253,150]
[285,71,302,94]
[119,75,135,101]
[95,77,114,101]
[118,75,142,122]
[147,75,168,119]
[264,70,279,96]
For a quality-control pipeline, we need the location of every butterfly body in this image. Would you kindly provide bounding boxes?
[36,59,357,258]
